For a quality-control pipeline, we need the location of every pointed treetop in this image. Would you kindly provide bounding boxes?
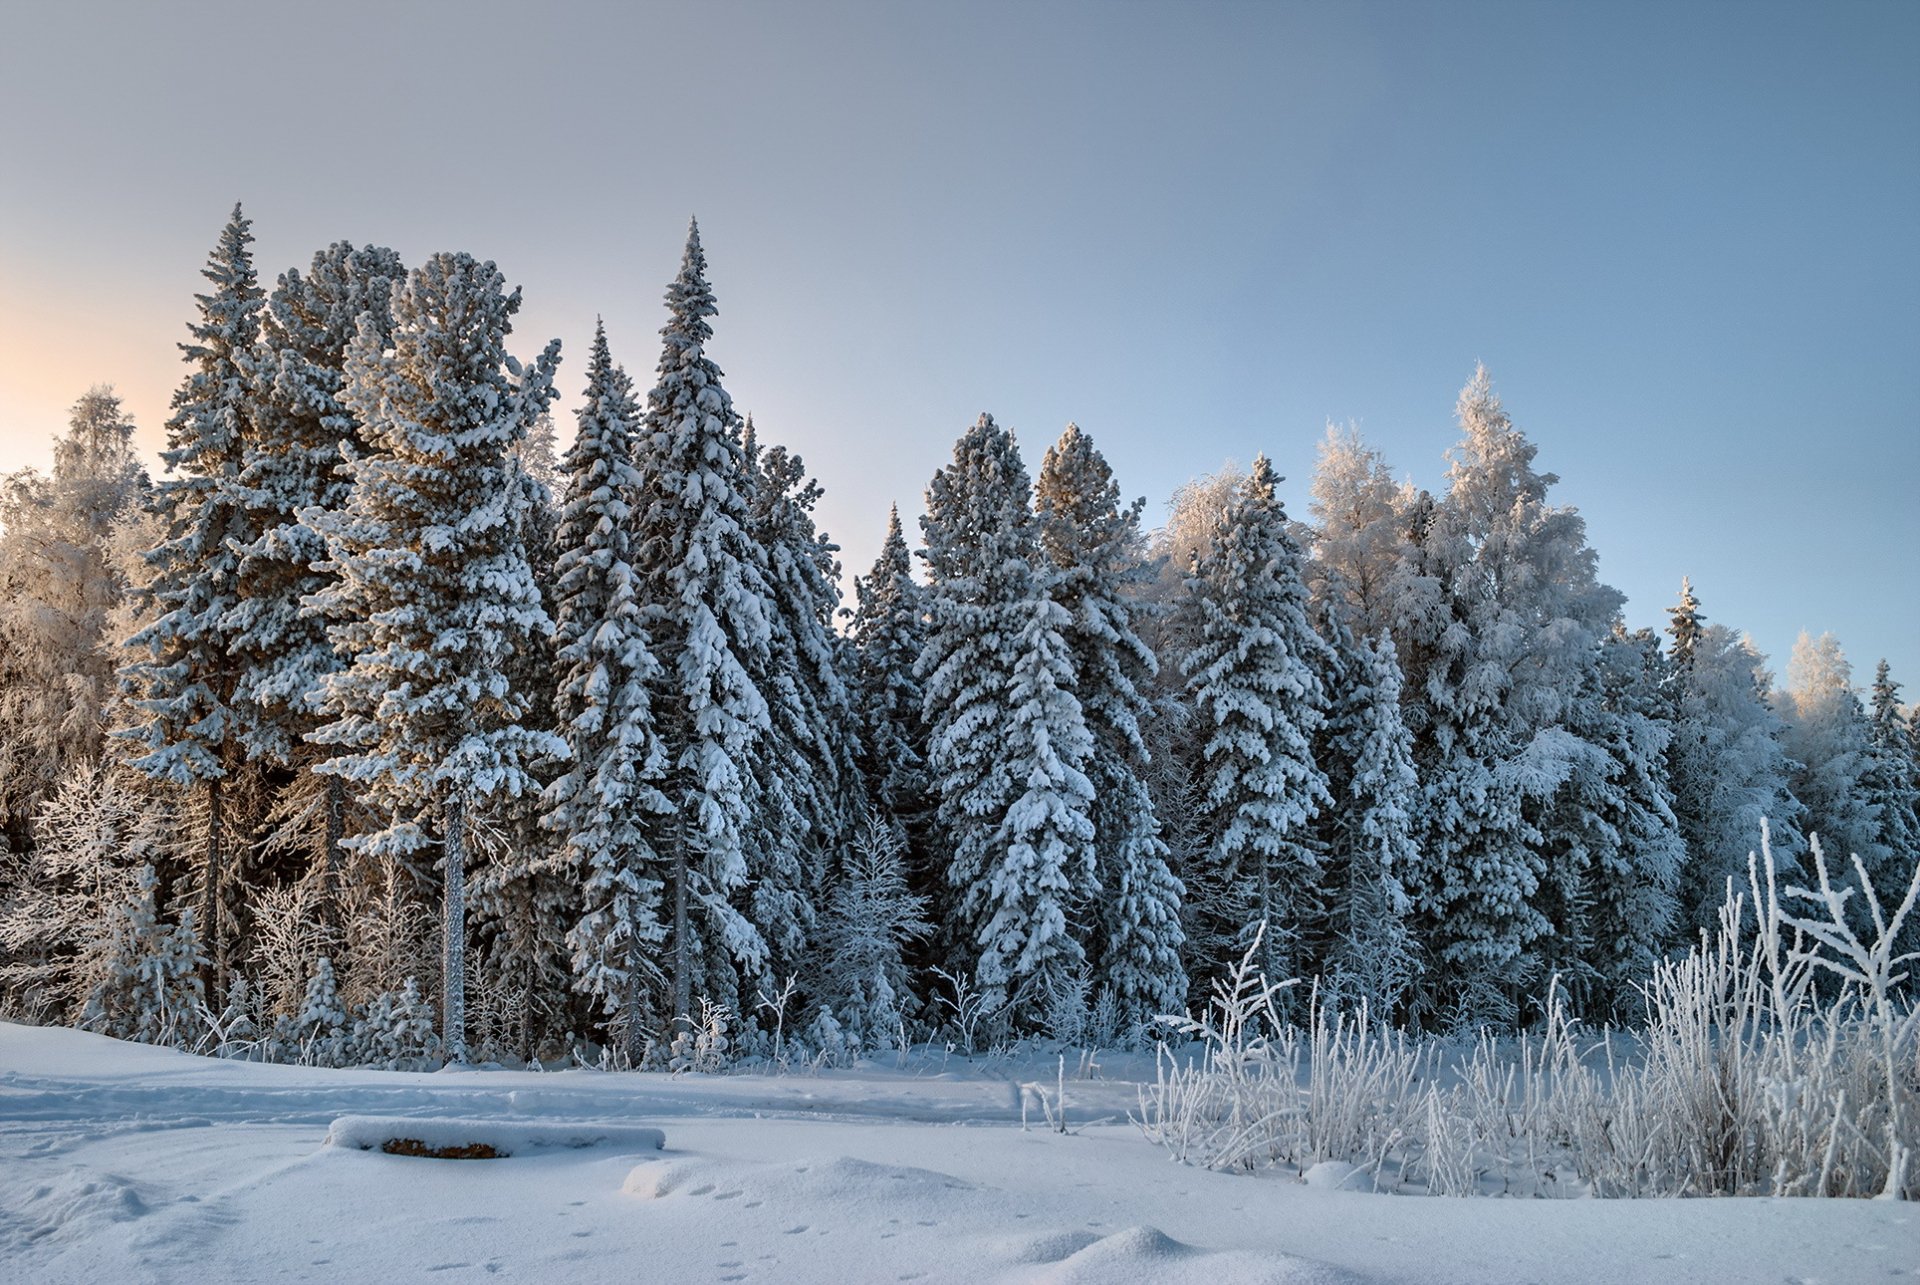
[661,218,717,352]
[1248,452,1279,504]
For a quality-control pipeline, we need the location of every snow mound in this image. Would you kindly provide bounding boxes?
[0,1171,150,1249]
[1301,1161,1371,1192]
[1017,1224,1361,1285]
[622,1153,974,1205]
[324,1115,664,1157]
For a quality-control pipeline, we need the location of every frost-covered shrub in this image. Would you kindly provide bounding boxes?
[81,866,205,1048]
[1139,825,1920,1199]
[272,956,350,1066]
[667,998,731,1074]
[351,978,440,1070]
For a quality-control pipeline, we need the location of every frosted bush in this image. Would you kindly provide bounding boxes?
[1139,824,1919,1199]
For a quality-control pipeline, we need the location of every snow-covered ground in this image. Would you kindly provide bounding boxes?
[2,1022,1913,1284]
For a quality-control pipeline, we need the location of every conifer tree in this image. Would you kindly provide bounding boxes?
[1392,369,1619,1024]
[1183,455,1331,991]
[1035,423,1185,1030]
[120,204,264,989]
[1865,661,1920,904]
[1665,597,1806,940]
[1314,619,1419,1015]
[850,505,930,831]
[542,322,671,1062]
[1784,633,1893,912]
[237,241,405,896]
[745,436,860,977]
[309,251,563,1063]
[920,414,1097,1024]
[629,221,775,1028]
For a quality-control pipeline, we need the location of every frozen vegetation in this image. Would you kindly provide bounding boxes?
[1,208,1918,1281]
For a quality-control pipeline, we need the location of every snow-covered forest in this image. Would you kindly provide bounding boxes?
[2,205,1916,1081]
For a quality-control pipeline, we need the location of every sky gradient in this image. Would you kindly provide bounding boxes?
[2,0,1914,688]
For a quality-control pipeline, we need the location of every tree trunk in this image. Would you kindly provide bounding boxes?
[442,793,468,1064]
[323,773,346,933]
[672,843,691,1037]
[202,776,224,995]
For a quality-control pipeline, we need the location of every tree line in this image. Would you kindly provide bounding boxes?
[0,206,1914,1065]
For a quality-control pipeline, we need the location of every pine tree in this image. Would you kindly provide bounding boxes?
[232,242,405,901]
[630,221,775,1029]
[920,414,1097,1024]
[1035,423,1185,1031]
[542,322,671,1063]
[119,205,263,990]
[308,251,563,1063]
[1183,454,1331,992]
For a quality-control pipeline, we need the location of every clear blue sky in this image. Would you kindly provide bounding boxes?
[2,1,1914,690]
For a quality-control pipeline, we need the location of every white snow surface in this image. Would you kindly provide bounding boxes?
[2,1021,1914,1284]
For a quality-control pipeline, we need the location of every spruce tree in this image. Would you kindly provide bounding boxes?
[745,437,860,979]
[119,204,264,990]
[630,221,775,1028]
[542,322,671,1062]
[920,414,1097,1024]
[309,251,563,1063]
[1865,661,1920,904]
[1035,423,1185,1031]
[850,505,931,832]
[1393,369,1619,1025]
[1783,633,1893,915]
[1183,454,1331,991]
[1665,599,1807,940]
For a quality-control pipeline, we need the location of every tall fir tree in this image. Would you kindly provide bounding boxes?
[629,220,774,1027]
[919,414,1097,1025]
[309,251,563,1062]
[1388,369,1623,1024]
[850,505,931,833]
[542,322,670,1063]
[1183,454,1331,992]
[745,435,860,981]
[1664,591,1806,941]
[1783,633,1893,914]
[1864,661,1920,904]
[119,204,264,990]
[1035,423,1185,1031]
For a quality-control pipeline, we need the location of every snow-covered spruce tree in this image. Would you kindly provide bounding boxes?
[849,505,932,845]
[629,221,774,1031]
[1783,633,1895,921]
[1864,661,1920,910]
[308,252,562,1064]
[1390,369,1620,1026]
[469,425,575,1062]
[1035,423,1186,1033]
[1182,454,1331,995]
[541,322,671,1064]
[1309,607,1419,1016]
[236,241,404,896]
[1537,626,1683,1018]
[1663,596,1807,940]
[82,865,205,1047]
[919,414,1097,1026]
[745,433,861,980]
[119,205,263,990]
[0,387,148,845]
[817,812,932,1050]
